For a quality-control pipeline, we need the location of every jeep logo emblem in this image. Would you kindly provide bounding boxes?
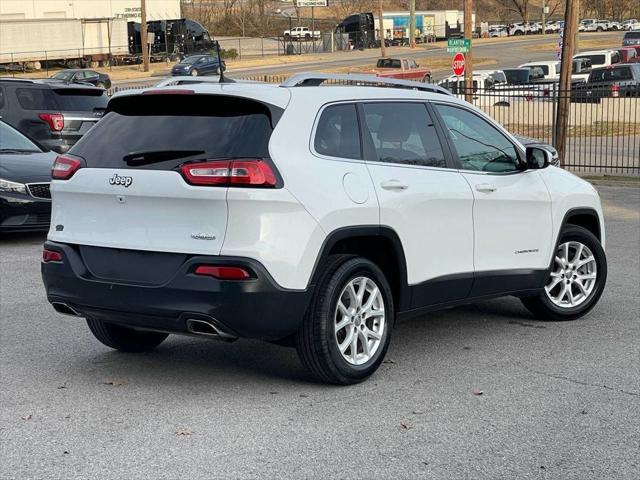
[109,173,133,188]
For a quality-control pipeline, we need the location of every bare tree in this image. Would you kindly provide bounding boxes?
[494,0,532,22]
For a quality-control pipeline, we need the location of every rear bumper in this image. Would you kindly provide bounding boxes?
[0,194,51,232]
[41,241,311,340]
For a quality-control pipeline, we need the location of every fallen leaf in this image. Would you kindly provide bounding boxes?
[412,410,425,415]
[21,414,32,421]
[269,391,278,395]
[463,346,471,350]
[472,389,483,396]
[383,359,396,364]
[581,409,588,415]
[63,451,69,455]
[175,429,192,436]
[103,379,128,387]
[399,423,412,430]
[299,394,308,398]
[57,384,67,390]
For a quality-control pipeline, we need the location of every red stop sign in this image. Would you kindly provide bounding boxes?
[452,53,465,76]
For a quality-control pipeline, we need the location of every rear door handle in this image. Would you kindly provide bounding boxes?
[475,183,497,193]
[380,180,408,191]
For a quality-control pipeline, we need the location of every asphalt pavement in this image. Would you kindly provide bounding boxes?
[0,184,638,479]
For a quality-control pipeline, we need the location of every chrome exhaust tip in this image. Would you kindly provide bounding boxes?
[51,302,82,317]
[185,318,237,341]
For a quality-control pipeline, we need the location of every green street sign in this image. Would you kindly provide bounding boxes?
[447,38,470,53]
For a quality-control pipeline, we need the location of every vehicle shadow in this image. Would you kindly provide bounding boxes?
[69,297,540,387]
[0,231,47,245]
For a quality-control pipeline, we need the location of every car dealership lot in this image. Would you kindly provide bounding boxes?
[0,184,638,479]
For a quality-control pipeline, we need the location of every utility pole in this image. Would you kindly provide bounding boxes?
[574,0,580,54]
[541,0,546,36]
[464,0,473,103]
[554,0,578,165]
[140,0,150,72]
[378,0,386,57]
[409,0,416,48]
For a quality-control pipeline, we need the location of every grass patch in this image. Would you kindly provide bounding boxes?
[525,37,621,52]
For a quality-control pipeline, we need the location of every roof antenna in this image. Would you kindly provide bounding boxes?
[215,40,227,83]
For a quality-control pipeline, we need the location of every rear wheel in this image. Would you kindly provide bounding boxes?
[521,225,607,321]
[86,318,168,352]
[296,255,394,385]
[422,73,432,83]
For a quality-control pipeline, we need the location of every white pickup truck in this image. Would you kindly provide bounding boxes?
[284,27,321,40]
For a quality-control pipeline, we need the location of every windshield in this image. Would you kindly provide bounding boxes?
[575,54,606,66]
[0,122,41,152]
[589,67,633,82]
[503,70,529,84]
[180,56,204,65]
[52,71,74,80]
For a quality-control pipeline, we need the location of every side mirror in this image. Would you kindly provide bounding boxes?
[525,146,551,169]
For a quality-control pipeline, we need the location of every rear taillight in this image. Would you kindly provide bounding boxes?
[52,155,82,180]
[42,249,63,263]
[611,84,620,97]
[195,265,251,280]
[180,159,277,187]
[38,113,64,132]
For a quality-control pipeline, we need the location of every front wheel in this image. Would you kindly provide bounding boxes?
[521,225,607,321]
[190,69,199,76]
[86,318,168,352]
[296,255,394,385]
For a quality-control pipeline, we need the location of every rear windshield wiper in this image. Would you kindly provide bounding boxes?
[123,150,205,166]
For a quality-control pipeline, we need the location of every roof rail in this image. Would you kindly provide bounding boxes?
[281,72,452,95]
[154,75,237,88]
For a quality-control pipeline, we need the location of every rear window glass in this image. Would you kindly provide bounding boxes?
[589,67,633,82]
[575,54,606,66]
[15,88,107,111]
[314,104,361,159]
[624,32,640,39]
[70,94,280,169]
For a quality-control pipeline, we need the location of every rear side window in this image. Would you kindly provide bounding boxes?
[15,88,107,111]
[314,103,361,159]
[70,94,280,169]
[362,102,446,168]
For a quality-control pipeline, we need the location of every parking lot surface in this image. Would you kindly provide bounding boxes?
[1,185,638,479]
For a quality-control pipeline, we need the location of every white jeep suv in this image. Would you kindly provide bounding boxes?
[42,74,607,384]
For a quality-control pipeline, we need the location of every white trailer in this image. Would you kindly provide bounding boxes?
[376,10,475,40]
[0,18,128,68]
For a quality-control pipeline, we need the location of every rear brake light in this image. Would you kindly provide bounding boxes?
[38,113,64,131]
[195,265,251,280]
[142,89,195,95]
[180,159,277,187]
[52,155,82,180]
[611,84,620,97]
[42,249,63,263]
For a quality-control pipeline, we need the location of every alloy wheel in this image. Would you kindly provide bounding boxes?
[334,276,385,366]
[545,241,597,308]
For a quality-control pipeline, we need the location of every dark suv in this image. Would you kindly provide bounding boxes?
[0,79,108,153]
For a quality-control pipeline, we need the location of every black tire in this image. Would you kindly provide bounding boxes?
[295,255,394,385]
[190,68,199,76]
[422,74,432,83]
[86,318,168,352]
[521,225,607,321]
[96,81,106,89]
